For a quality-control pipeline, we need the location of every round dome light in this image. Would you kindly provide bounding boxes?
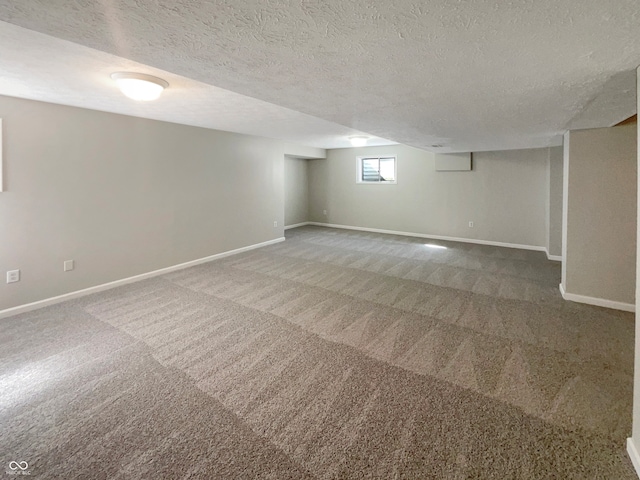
[111,72,169,101]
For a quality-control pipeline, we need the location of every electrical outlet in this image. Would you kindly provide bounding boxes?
[273,221,278,228]
[469,221,474,228]
[64,260,74,272]
[7,269,20,283]
[323,210,327,215]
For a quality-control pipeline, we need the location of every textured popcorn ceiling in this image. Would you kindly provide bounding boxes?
[0,0,638,152]
[0,22,391,149]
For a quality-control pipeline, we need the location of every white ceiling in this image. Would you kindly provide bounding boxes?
[0,1,638,153]
[0,22,393,149]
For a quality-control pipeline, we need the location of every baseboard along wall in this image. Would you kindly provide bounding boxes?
[307,221,549,251]
[0,237,286,320]
[288,222,563,260]
[284,222,311,230]
[559,283,635,313]
[627,438,640,479]
[288,222,633,313]
[8,222,626,318]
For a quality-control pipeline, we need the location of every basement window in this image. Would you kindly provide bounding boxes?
[356,155,397,184]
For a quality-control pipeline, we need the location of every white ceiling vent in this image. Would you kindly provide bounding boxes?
[435,153,472,171]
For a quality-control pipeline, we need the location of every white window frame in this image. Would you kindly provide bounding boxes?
[356,155,397,184]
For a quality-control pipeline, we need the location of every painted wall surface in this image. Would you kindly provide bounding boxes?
[563,124,637,305]
[561,132,570,291]
[548,146,564,257]
[309,145,549,247]
[284,156,309,226]
[631,64,640,459]
[0,95,284,311]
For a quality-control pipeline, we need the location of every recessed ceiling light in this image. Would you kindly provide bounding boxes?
[349,136,369,147]
[111,72,169,101]
[424,244,447,249]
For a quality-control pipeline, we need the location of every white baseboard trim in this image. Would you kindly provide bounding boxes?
[292,221,564,261]
[559,283,635,312]
[307,222,547,253]
[284,222,311,230]
[545,251,562,262]
[0,237,285,320]
[628,438,640,478]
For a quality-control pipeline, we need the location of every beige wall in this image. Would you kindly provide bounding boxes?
[309,144,549,247]
[548,146,564,257]
[562,124,637,305]
[561,132,570,287]
[631,66,640,454]
[284,156,309,226]
[0,95,285,311]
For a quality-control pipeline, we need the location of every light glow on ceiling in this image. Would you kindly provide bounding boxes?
[349,136,369,147]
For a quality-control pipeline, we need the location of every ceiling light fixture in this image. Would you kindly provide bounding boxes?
[349,136,369,147]
[111,72,169,101]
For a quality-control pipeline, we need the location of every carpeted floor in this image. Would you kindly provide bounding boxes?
[0,225,636,478]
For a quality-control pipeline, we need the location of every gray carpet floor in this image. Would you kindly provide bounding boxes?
[0,225,636,479]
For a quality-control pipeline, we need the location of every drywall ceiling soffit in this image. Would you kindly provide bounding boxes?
[0,22,393,149]
[0,1,639,153]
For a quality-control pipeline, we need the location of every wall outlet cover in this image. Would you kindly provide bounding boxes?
[7,269,20,283]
